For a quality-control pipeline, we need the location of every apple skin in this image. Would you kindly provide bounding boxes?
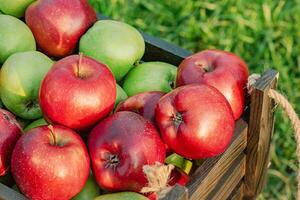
[39,55,116,131]
[23,118,48,132]
[0,109,22,176]
[176,50,249,120]
[0,0,35,18]
[25,0,96,58]
[11,125,90,200]
[0,15,36,63]
[0,51,53,119]
[79,20,145,81]
[115,91,165,124]
[123,62,177,97]
[115,84,128,108]
[88,111,166,192]
[155,84,235,159]
[95,192,148,200]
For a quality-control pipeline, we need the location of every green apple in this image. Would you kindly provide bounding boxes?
[0,51,53,119]
[122,62,177,96]
[72,174,101,200]
[23,118,47,132]
[95,192,147,200]
[0,0,36,18]
[0,15,36,64]
[16,117,31,129]
[115,84,128,107]
[79,20,145,81]
[165,153,193,175]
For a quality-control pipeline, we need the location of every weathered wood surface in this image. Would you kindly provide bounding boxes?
[228,181,244,200]
[186,119,248,200]
[244,70,279,199]
[0,183,27,200]
[207,153,246,200]
[161,184,188,200]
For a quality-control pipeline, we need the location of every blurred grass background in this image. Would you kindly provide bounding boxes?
[89,0,300,199]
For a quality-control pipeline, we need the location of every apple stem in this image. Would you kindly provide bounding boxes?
[77,52,83,78]
[48,125,56,146]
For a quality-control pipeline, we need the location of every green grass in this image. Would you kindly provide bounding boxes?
[89,0,300,199]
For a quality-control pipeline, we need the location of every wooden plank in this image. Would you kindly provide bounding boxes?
[228,181,245,200]
[161,184,188,200]
[97,14,191,66]
[207,153,246,200]
[186,119,248,200]
[244,70,279,199]
[0,183,27,200]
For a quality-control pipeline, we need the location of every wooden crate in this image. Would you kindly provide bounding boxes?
[0,23,278,200]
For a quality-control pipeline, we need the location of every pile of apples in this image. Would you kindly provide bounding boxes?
[0,0,249,200]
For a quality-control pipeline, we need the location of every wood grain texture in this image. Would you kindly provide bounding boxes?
[0,184,27,200]
[206,153,246,200]
[186,119,248,200]
[161,184,189,200]
[228,181,245,200]
[244,70,279,199]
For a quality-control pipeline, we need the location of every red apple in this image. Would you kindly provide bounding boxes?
[11,125,90,200]
[25,0,96,58]
[115,91,165,124]
[0,109,22,176]
[168,168,189,186]
[176,50,249,120]
[88,111,166,192]
[39,54,116,131]
[155,84,235,159]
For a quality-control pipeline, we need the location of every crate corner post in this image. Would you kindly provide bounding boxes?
[243,69,279,199]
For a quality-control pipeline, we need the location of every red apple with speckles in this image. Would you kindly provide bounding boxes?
[176,50,249,120]
[115,91,165,124]
[88,111,166,192]
[25,0,96,58]
[11,125,90,200]
[0,109,22,176]
[155,84,235,159]
[39,54,116,131]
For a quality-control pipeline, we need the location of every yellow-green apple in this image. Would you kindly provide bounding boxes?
[72,173,101,200]
[156,84,235,159]
[88,111,166,192]
[176,50,249,120]
[11,125,90,200]
[122,62,177,96]
[95,192,147,200]
[0,15,35,63]
[115,84,128,108]
[79,20,145,81]
[39,54,116,131]
[24,118,48,132]
[0,0,35,18]
[0,51,53,119]
[0,109,22,176]
[25,0,96,58]
[115,91,165,124]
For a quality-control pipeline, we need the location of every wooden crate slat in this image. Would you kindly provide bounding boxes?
[207,153,246,200]
[227,181,244,200]
[244,70,279,199]
[0,183,27,200]
[161,184,188,200]
[187,119,248,200]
